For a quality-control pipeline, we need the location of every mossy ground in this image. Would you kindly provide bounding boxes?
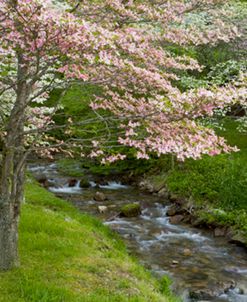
[0,181,178,302]
[120,204,141,218]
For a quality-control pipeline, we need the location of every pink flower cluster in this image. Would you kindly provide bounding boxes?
[0,0,246,161]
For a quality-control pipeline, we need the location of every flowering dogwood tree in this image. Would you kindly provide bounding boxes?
[0,0,246,270]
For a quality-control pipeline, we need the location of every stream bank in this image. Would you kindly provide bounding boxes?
[29,162,247,302]
[138,177,247,248]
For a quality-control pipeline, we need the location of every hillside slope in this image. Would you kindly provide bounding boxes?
[0,181,178,302]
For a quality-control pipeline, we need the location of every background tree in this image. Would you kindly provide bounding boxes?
[0,0,246,270]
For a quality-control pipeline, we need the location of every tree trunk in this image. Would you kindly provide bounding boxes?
[0,203,19,269]
[0,54,28,270]
[0,126,26,270]
[0,136,26,270]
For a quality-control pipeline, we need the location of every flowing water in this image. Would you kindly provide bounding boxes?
[29,163,247,302]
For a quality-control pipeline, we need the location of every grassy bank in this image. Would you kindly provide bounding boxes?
[148,118,247,243]
[0,181,178,302]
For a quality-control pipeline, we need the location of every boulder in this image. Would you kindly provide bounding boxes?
[38,177,48,187]
[79,178,91,188]
[219,280,236,292]
[68,178,77,187]
[166,204,177,216]
[38,177,47,184]
[191,267,199,273]
[214,227,226,237]
[181,215,191,223]
[120,203,141,217]
[98,206,108,214]
[169,215,184,224]
[225,227,235,239]
[183,248,192,257]
[228,231,246,247]
[153,182,166,193]
[38,177,53,188]
[169,193,179,202]
[191,216,205,228]
[157,187,169,199]
[174,198,187,206]
[189,280,235,300]
[94,191,107,201]
[108,205,117,208]
[138,180,155,193]
[189,290,216,300]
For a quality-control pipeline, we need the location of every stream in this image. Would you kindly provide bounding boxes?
[29,162,247,302]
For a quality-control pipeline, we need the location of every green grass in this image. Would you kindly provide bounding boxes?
[0,180,178,302]
[146,118,247,238]
[166,118,247,210]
